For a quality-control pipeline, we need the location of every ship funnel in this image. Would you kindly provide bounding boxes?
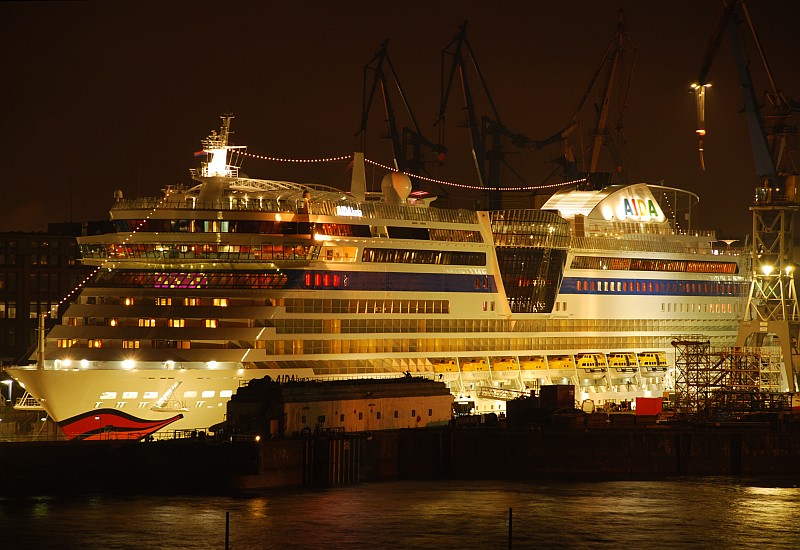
[350,152,366,202]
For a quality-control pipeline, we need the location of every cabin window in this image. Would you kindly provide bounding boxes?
[411,409,416,417]
[169,319,185,327]
[204,319,218,328]
[213,298,229,307]
[377,412,382,420]
[394,411,398,418]
[156,297,172,306]
[428,409,433,417]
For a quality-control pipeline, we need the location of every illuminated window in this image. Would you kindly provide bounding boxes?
[183,391,197,398]
[143,391,159,399]
[122,392,138,399]
[109,318,118,327]
[124,297,134,306]
[213,298,229,307]
[156,297,172,306]
[57,339,77,348]
[177,341,191,349]
[219,390,233,398]
[204,319,218,328]
[99,392,117,399]
[201,390,215,398]
[138,318,156,327]
[89,339,102,348]
[169,318,185,327]
[183,297,200,306]
[122,340,140,349]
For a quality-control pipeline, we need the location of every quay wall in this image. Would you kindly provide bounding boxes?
[1,423,799,495]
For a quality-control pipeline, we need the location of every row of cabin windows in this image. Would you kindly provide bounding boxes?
[104,297,229,307]
[663,302,736,314]
[300,408,434,424]
[58,339,191,349]
[98,389,234,400]
[575,280,741,295]
[570,256,739,274]
[70,318,218,328]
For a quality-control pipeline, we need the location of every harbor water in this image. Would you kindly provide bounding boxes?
[1,477,799,549]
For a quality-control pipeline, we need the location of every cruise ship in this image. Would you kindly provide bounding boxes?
[7,115,749,440]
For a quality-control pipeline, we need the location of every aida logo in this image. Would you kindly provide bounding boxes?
[336,205,363,217]
[622,197,659,220]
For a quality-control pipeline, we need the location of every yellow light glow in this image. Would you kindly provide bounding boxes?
[762,264,774,276]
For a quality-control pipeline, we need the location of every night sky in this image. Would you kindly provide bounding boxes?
[2,0,800,238]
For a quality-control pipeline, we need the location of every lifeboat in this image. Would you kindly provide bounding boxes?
[460,359,490,381]
[519,356,548,380]
[490,358,519,380]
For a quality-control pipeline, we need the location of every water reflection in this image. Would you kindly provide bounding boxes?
[1,478,798,549]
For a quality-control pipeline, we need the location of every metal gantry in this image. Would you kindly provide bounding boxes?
[673,337,789,418]
[736,202,800,392]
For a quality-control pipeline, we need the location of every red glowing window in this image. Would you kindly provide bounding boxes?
[305,273,311,287]
[323,273,331,286]
[333,274,340,287]
[314,274,322,286]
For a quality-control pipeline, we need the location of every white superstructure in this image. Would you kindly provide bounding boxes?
[7,115,749,439]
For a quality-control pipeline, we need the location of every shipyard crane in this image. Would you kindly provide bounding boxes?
[434,21,534,210]
[693,0,799,187]
[357,40,446,178]
[695,0,800,392]
[563,10,636,189]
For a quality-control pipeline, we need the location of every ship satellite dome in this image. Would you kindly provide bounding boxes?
[381,172,412,204]
[113,189,124,200]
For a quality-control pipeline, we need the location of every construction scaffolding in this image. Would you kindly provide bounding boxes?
[672,336,790,419]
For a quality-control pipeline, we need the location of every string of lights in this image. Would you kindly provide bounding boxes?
[239,150,585,192]
[240,151,353,164]
[55,191,173,311]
